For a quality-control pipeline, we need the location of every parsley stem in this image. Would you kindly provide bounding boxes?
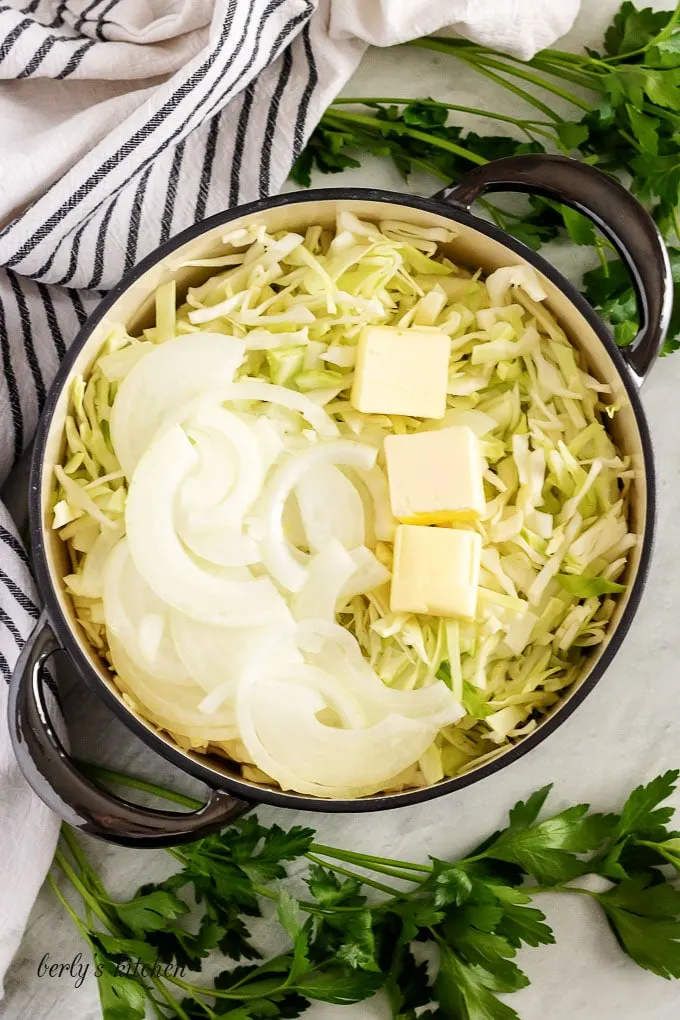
[331,96,555,130]
[60,825,107,899]
[409,39,562,122]
[538,48,610,70]
[322,109,488,165]
[466,54,592,113]
[77,760,203,810]
[306,852,404,896]
[54,849,117,932]
[404,156,453,183]
[309,843,431,874]
[164,972,287,1002]
[151,974,192,1020]
[50,867,168,1020]
[47,873,91,939]
[529,884,599,898]
[525,58,604,93]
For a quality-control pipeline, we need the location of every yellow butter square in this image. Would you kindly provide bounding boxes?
[350,326,451,418]
[384,425,485,524]
[390,524,481,620]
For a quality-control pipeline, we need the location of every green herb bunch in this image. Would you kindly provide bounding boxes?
[292,2,680,355]
[51,765,680,1020]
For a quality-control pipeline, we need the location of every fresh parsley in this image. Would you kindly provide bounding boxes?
[51,764,680,1020]
[292,2,680,358]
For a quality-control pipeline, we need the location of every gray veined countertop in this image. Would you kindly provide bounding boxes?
[3,1,680,1017]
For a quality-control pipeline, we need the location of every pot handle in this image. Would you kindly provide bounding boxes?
[8,613,250,848]
[436,154,673,386]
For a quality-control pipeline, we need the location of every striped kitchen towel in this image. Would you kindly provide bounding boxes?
[0,0,580,991]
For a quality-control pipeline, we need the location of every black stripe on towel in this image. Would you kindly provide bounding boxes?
[194,115,221,223]
[7,270,46,410]
[16,33,59,77]
[0,568,39,618]
[124,164,152,272]
[0,526,31,569]
[159,139,186,244]
[37,282,66,359]
[292,21,317,157]
[259,44,293,197]
[87,193,120,288]
[55,37,95,78]
[0,649,12,683]
[0,17,33,64]
[0,605,23,648]
[0,290,24,463]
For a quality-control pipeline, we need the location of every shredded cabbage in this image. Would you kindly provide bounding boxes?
[53,211,634,793]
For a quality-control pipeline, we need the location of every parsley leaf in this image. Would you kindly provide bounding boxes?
[95,964,147,1020]
[293,965,384,1004]
[617,770,680,840]
[482,802,618,884]
[596,876,680,979]
[491,888,555,949]
[604,2,670,57]
[335,910,379,971]
[385,943,432,1019]
[112,889,189,935]
[435,943,521,1020]
[508,786,552,829]
[306,863,365,908]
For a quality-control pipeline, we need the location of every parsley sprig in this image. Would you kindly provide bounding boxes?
[292,2,680,355]
[51,764,680,1019]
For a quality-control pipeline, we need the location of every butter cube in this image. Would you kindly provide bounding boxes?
[384,425,485,524]
[390,524,481,619]
[351,326,451,418]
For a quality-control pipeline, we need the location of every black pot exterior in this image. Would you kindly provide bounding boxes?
[12,156,665,844]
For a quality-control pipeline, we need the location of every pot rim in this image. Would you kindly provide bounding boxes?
[29,185,656,813]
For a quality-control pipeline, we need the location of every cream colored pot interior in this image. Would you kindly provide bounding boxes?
[40,198,647,795]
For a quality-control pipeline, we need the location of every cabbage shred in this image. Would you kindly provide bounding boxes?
[53,211,634,787]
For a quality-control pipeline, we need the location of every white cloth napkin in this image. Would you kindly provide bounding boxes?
[0,0,580,994]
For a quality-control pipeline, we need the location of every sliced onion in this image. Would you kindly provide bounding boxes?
[64,525,122,598]
[241,676,445,794]
[160,380,339,440]
[176,524,261,568]
[109,632,238,740]
[169,609,297,698]
[179,423,237,510]
[251,415,284,473]
[125,425,290,625]
[103,537,190,685]
[255,440,377,592]
[181,405,263,525]
[296,620,464,725]
[356,464,396,541]
[270,664,366,728]
[193,618,301,715]
[292,541,357,622]
[295,465,365,553]
[110,333,246,478]
[341,546,391,601]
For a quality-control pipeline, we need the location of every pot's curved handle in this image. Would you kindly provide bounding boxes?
[9,613,250,848]
[436,154,673,386]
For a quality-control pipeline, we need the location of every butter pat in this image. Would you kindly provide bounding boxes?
[384,425,485,524]
[390,524,481,619]
[350,325,451,418]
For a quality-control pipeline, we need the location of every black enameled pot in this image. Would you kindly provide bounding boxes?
[8,155,673,847]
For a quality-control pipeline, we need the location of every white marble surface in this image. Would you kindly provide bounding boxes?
[4,3,680,1018]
